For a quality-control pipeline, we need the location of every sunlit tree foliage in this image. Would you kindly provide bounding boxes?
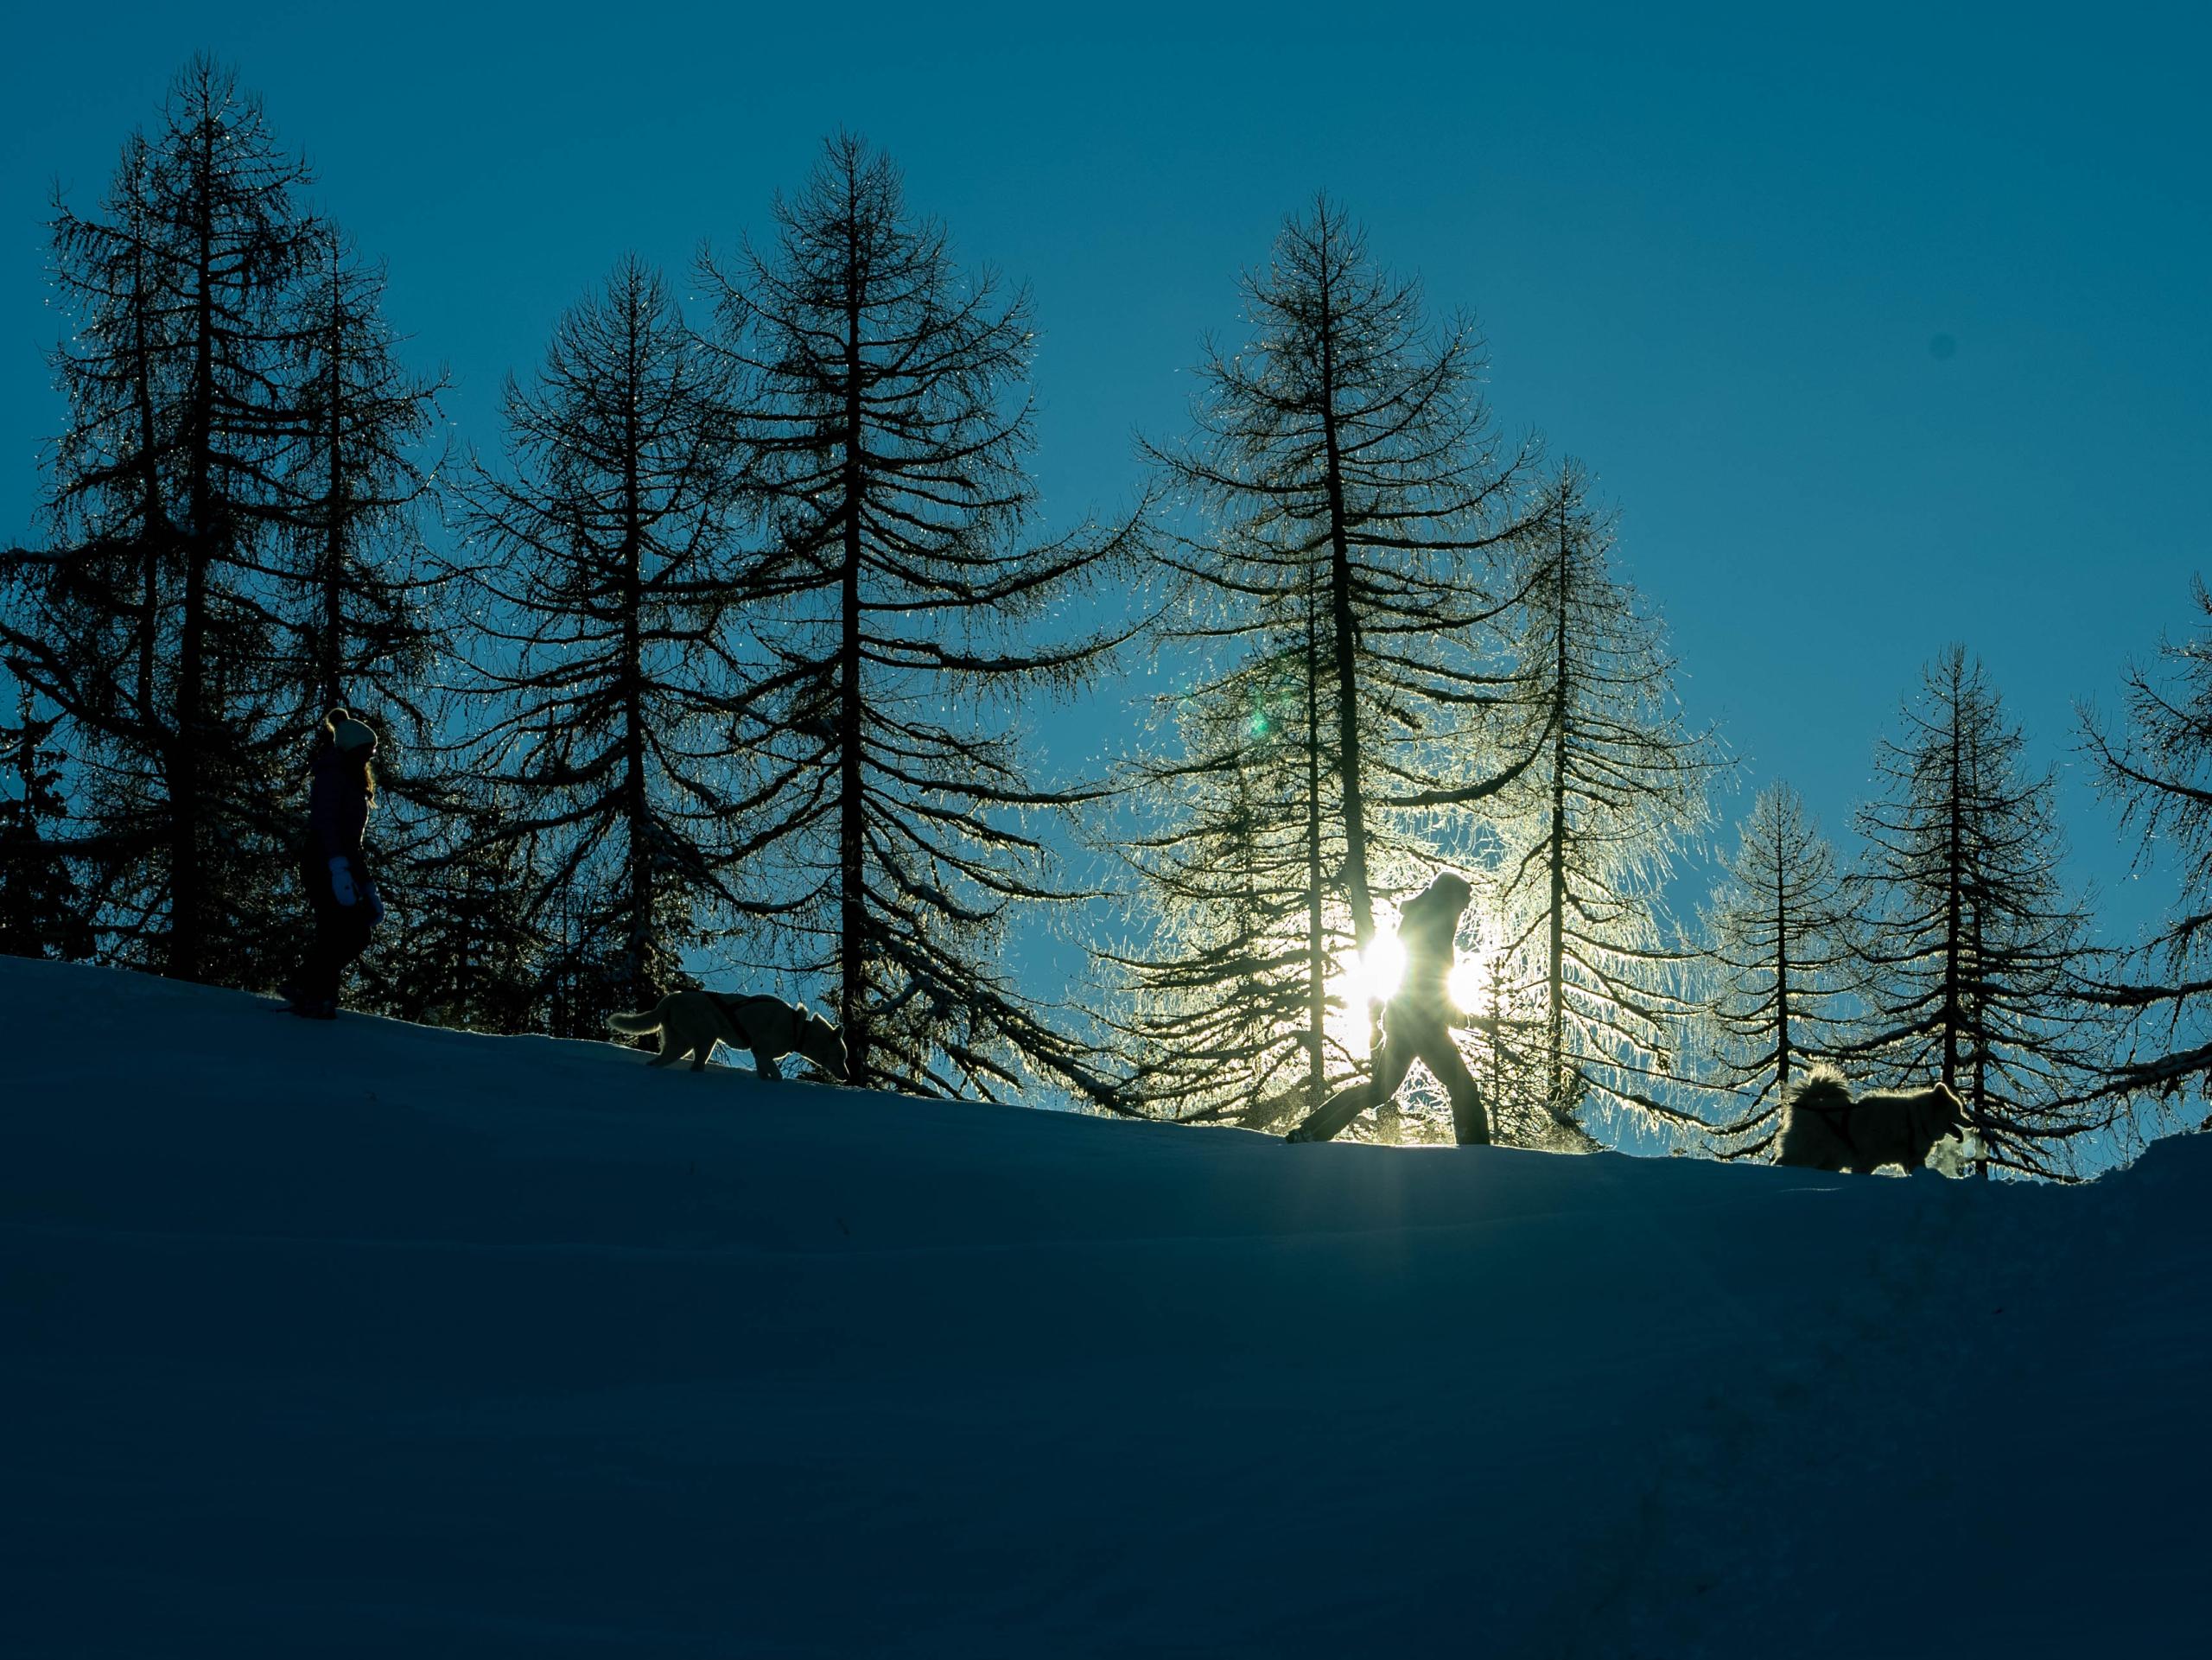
[1119,198,1539,1132]
[1701,781,1859,1155]
[1484,467,1721,1140]
[1105,569,1355,1125]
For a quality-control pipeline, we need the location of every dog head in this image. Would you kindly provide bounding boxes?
[795,1004,850,1083]
[1934,1081,1966,1135]
[1911,1082,1969,1163]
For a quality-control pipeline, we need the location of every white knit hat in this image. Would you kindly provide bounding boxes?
[326,707,378,755]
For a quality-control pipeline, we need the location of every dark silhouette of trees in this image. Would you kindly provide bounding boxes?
[1484,468,1719,1136]
[0,689,92,959]
[1124,198,1537,1129]
[273,226,448,730]
[357,785,546,1035]
[2078,579,2212,1113]
[1849,646,2104,1176]
[702,134,1141,1100]
[460,256,753,1026]
[261,226,467,1019]
[10,69,2178,1180]
[3,58,321,983]
[1702,781,1857,1155]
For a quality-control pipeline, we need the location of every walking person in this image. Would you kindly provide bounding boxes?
[1286,872,1492,1146]
[289,707,384,1020]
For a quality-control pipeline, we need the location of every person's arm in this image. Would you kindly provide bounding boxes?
[309,771,367,862]
[309,771,340,859]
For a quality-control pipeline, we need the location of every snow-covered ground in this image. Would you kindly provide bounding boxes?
[0,956,2202,1657]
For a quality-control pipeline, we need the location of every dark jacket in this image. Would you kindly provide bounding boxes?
[308,747,370,868]
[1393,873,1472,1020]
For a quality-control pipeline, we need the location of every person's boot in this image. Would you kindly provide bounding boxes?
[1452,1100,1492,1147]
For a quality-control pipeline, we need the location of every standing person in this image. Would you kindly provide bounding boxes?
[289,707,384,1020]
[1286,872,1492,1146]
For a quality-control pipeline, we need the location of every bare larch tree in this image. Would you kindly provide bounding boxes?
[1702,780,1857,1155]
[1848,646,2104,1177]
[1104,570,1349,1124]
[702,134,1141,1099]
[271,225,448,730]
[3,57,321,983]
[1129,197,1537,1129]
[1486,467,1720,1139]
[461,256,753,1025]
[2077,577,2212,1117]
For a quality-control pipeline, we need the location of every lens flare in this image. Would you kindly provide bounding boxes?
[1336,931,1406,1008]
[1447,958,1483,1013]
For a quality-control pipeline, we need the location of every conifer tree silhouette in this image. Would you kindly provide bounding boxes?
[1702,782,1857,1155]
[1125,199,1538,1128]
[461,256,753,1023]
[703,135,1142,1099]
[2080,580,2212,1115]
[3,57,322,983]
[1485,467,1720,1136]
[1849,647,2103,1176]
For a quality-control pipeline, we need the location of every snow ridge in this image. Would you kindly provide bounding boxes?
[1,957,2202,1657]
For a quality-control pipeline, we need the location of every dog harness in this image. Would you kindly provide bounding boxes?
[705,993,790,1053]
[1798,1096,1860,1156]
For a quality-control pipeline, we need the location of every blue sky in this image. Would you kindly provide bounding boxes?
[3,0,2207,959]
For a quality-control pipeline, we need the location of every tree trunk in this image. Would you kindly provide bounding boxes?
[1303,575,1326,1110]
[1773,840,1793,1097]
[130,232,163,733]
[1545,509,1571,1108]
[836,239,869,1087]
[618,289,653,1009]
[321,251,346,713]
[1312,218,1381,1079]
[168,118,219,983]
[1318,301,1374,961]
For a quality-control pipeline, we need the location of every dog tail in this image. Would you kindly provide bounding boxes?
[607,1007,664,1037]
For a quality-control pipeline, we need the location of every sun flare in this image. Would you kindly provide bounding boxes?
[1336,930,1406,1008]
[1447,957,1484,1014]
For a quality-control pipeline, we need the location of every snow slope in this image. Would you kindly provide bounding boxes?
[1,956,2203,1658]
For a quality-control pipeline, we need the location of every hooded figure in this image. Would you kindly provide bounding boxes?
[289,707,383,1020]
[1285,872,1491,1146]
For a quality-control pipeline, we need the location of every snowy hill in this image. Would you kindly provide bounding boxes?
[1,957,2203,1657]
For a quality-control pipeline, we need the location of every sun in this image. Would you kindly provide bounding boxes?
[1446,919,1503,1018]
[1321,906,1501,1063]
[1322,921,1402,1057]
[1447,957,1483,1014]
[1335,929,1406,1008]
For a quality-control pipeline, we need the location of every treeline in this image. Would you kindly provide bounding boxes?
[3,59,2208,1171]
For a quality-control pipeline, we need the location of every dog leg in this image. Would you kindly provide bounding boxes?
[648,1042,685,1069]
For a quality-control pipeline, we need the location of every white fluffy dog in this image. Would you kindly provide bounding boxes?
[1775,1065,1968,1175]
[608,990,849,1082]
